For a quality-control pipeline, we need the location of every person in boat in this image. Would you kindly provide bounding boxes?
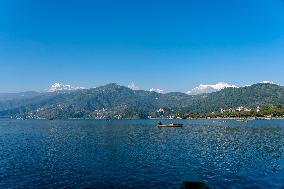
[158,121,163,125]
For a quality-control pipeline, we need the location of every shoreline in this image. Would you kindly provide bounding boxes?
[1,117,284,121]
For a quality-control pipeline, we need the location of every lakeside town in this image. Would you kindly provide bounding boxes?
[150,105,284,120]
[8,104,284,120]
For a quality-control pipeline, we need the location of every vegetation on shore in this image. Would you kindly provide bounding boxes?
[174,105,284,119]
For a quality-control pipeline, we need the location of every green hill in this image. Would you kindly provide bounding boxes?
[0,83,283,119]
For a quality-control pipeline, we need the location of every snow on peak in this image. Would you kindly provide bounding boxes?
[149,88,164,93]
[187,82,238,95]
[128,82,140,90]
[48,83,85,92]
[260,81,276,84]
[259,81,282,86]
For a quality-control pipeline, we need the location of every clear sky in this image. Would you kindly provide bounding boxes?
[0,0,284,92]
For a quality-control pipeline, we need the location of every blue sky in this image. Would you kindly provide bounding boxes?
[0,0,284,92]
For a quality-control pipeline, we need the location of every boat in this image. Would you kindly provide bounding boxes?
[157,122,183,127]
[236,119,248,122]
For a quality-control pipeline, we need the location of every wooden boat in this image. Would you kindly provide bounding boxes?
[264,117,272,120]
[157,123,183,127]
[236,119,248,122]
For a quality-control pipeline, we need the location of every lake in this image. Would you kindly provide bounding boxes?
[0,119,283,188]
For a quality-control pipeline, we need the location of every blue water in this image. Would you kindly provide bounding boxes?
[0,119,283,189]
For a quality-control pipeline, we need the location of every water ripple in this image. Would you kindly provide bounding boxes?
[0,119,283,188]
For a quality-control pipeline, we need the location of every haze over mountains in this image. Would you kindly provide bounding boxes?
[0,82,283,119]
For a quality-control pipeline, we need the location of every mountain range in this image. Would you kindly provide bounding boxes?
[48,83,86,92]
[0,82,283,119]
[186,82,238,95]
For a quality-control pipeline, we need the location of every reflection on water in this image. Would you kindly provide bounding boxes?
[0,119,283,188]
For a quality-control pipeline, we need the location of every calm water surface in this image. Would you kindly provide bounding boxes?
[0,119,283,189]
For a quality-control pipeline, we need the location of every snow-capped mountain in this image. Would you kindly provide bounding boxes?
[48,83,85,92]
[187,82,238,95]
[149,88,164,93]
[260,81,276,84]
[259,81,282,86]
[127,82,140,90]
